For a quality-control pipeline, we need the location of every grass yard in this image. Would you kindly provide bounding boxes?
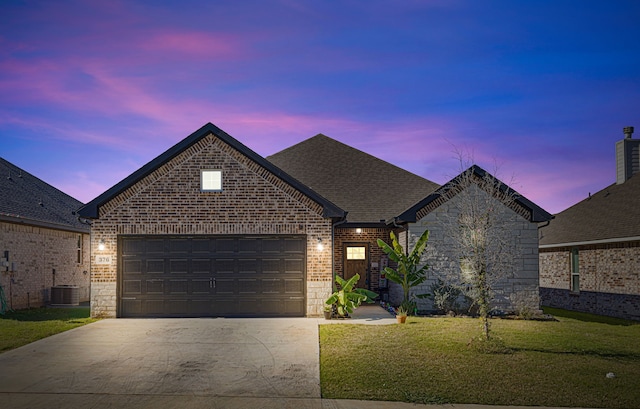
[320,308,640,409]
[0,307,97,353]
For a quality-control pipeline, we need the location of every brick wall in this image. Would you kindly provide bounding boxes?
[333,227,394,292]
[395,187,541,314]
[539,241,640,320]
[90,134,333,317]
[0,221,90,310]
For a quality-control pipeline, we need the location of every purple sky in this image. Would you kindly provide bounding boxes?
[1,1,639,214]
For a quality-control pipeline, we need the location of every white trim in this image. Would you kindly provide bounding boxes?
[539,236,640,249]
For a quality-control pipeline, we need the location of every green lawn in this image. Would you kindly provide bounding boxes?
[0,307,98,353]
[320,308,640,409]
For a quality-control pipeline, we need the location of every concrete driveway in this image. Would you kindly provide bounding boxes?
[0,318,321,409]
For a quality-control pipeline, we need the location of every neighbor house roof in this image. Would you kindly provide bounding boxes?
[0,157,88,233]
[539,174,640,247]
[267,134,440,224]
[393,165,553,224]
[77,123,345,220]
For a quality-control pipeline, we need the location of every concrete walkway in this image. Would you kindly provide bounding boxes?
[0,306,592,409]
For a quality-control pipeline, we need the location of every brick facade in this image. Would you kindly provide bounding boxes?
[0,221,90,310]
[90,134,334,318]
[540,241,640,320]
[333,227,394,290]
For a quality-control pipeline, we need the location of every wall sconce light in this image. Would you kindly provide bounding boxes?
[355,228,362,234]
[316,238,324,252]
[98,240,105,251]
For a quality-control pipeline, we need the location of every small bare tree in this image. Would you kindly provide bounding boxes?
[430,160,523,341]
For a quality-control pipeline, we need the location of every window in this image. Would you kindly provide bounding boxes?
[570,247,579,293]
[201,170,222,191]
[346,246,366,260]
[77,235,83,264]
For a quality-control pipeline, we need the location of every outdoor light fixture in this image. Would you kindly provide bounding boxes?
[316,238,324,252]
[98,240,105,251]
[355,228,362,234]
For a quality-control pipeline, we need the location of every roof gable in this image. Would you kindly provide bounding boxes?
[0,157,88,232]
[78,123,345,220]
[394,165,553,224]
[267,134,440,223]
[539,174,640,246]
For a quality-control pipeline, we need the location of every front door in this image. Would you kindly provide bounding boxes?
[343,244,368,289]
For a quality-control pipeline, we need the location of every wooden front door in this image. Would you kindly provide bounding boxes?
[343,244,368,288]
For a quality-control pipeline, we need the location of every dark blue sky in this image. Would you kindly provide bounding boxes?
[1,0,639,213]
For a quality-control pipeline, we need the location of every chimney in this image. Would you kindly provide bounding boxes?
[616,126,640,184]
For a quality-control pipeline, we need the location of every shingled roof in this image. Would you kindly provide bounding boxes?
[267,134,440,224]
[0,157,88,233]
[539,174,640,247]
[394,165,553,224]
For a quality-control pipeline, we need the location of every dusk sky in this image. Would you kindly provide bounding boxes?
[1,1,639,214]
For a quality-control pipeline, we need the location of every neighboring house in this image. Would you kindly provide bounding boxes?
[539,127,640,320]
[0,158,90,310]
[79,123,552,318]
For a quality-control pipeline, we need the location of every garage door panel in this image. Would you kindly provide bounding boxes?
[146,259,165,274]
[285,259,304,273]
[261,278,281,294]
[122,259,142,274]
[262,259,283,273]
[238,259,258,274]
[215,239,236,253]
[121,299,142,315]
[192,238,212,253]
[192,259,211,273]
[169,239,190,253]
[169,259,188,274]
[239,239,259,253]
[284,278,304,294]
[238,278,259,294]
[122,238,145,255]
[216,259,235,274]
[192,278,211,294]
[119,235,306,317]
[215,278,235,294]
[123,280,142,295]
[146,239,166,253]
[284,238,305,253]
[168,279,188,294]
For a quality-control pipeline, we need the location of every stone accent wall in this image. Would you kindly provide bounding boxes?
[539,241,640,320]
[391,188,540,314]
[90,133,333,318]
[333,227,394,292]
[0,221,90,310]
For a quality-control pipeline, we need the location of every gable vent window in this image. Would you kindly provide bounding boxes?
[201,170,222,192]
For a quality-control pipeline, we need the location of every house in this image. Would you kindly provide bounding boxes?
[539,127,640,320]
[0,158,90,310]
[79,123,552,318]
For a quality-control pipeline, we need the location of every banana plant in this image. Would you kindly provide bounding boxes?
[325,273,378,318]
[377,230,430,305]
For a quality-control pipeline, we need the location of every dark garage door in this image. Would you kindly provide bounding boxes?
[119,235,306,317]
